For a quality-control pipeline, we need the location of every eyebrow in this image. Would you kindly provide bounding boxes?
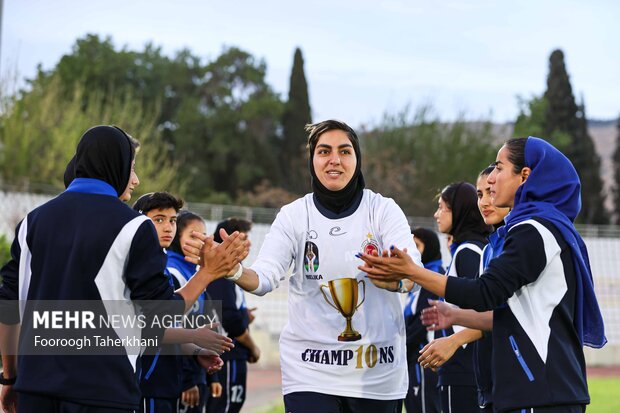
[316,143,354,149]
[152,214,175,219]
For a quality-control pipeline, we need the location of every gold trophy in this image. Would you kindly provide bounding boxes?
[320,278,366,341]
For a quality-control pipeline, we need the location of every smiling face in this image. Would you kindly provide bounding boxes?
[476,173,511,226]
[312,129,357,191]
[146,207,178,248]
[433,197,453,234]
[487,145,529,209]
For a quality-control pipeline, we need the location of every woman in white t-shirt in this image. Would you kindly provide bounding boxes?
[187,119,422,413]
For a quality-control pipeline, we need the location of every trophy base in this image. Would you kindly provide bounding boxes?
[338,332,361,342]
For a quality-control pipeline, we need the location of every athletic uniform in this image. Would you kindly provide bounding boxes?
[205,279,251,413]
[404,259,442,413]
[437,241,484,413]
[446,218,589,412]
[445,137,609,412]
[0,178,181,411]
[249,189,421,411]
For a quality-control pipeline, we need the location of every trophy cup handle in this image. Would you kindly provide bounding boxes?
[356,279,366,309]
[320,284,339,310]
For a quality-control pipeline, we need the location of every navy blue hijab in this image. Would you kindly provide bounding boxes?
[504,137,606,348]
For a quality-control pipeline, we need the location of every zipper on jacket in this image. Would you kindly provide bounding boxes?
[509,335,534,382]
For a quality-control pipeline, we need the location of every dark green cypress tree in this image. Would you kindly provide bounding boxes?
[544,49,609,224]
[544,50,580,154]
[612,115,620,224]
[280,47,312,193]
[575,100,609,224]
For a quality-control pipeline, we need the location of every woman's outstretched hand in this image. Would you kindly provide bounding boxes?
[357,245,414,282]
[421,299,457,331]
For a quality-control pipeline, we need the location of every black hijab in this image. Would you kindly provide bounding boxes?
[309,127,365,214]
[443,182,492,244]
[68,125,134,196]
[411,227,442,265]
[63,155,76,189]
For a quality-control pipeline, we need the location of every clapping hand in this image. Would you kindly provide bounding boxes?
[183,229,249,279]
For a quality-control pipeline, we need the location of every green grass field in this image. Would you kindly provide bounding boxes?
[256,377,620,413]
[587,377,620,413]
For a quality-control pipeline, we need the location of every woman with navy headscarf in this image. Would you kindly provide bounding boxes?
[359,137,606,413]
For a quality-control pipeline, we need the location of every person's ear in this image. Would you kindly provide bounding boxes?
[520,167,531,183]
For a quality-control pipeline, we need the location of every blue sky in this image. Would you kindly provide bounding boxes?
[3,0,619,128]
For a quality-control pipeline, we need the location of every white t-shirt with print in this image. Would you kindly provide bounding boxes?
[250,189,422,399]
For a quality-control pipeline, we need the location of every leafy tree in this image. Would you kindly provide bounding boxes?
[514,95,571,148]
[53,35,135,98]
[280,47,312,193]
[514,95,547,139]
[2,35,285,204]
[362,106,499,217]
[174,47,284,200]
[544,49,608,224]
[544,50,580,154]
[0,74,182,194]
[574,101,609,224]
